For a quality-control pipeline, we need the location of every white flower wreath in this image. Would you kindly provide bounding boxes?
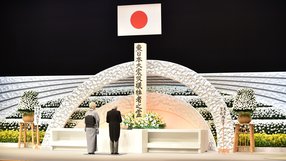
[233,88,257,114]
[18,90,39,114]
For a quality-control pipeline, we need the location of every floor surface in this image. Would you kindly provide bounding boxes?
[0,147,285,161]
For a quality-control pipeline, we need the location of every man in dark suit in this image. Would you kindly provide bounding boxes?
[106,106,122,155]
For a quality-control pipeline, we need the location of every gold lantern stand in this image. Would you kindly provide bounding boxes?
[233,123,255,152]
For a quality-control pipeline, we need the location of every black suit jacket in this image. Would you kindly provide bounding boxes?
[106,109,122,141]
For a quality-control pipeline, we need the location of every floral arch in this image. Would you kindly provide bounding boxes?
[41,60,234,151]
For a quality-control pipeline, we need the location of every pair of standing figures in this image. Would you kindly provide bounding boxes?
[84,102,122,155]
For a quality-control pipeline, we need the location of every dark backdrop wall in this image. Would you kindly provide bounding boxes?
[1,0,285,76]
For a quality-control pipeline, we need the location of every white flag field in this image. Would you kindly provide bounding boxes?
[117,3,162,36]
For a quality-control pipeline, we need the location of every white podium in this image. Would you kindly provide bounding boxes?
[50,128,208,153]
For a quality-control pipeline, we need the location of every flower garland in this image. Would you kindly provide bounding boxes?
[122,111,165,129]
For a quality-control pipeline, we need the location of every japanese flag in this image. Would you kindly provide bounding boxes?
[117,3,162,36]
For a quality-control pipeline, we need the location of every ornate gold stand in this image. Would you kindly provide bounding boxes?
[233,123,255,152]
[18,122,40,149]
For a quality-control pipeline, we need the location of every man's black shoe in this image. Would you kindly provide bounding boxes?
[88,152,94,155]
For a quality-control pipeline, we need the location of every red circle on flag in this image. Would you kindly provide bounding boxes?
[130,11,148,29]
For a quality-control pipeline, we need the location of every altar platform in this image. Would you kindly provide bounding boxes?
[49,128,208,153]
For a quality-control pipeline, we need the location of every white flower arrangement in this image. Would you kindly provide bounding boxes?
[122,111,165,129]
[17,90,39,114]
[233,88,257,115]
